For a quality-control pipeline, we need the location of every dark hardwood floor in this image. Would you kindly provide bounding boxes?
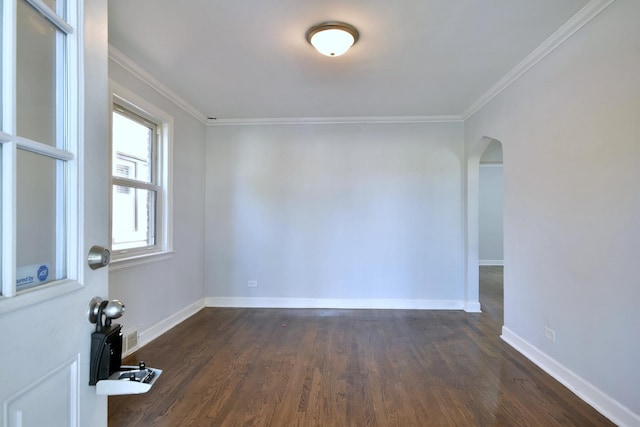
[109,267,613,426]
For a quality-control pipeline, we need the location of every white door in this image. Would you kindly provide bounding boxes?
[0,1,109,426]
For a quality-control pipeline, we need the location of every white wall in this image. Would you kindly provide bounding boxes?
[205,122,466,308]
[478,165,503,264]
[108,60,206,343]
[466,0,639,422]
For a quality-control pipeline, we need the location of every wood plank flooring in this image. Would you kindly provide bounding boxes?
[109,267,613,426]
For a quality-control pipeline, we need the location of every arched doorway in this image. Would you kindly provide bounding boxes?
[464,137,503,315]
[478,141,503,322]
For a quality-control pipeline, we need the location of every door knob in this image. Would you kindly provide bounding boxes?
[87,297,125,325]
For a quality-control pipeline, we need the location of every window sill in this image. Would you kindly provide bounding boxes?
[109,250,175,272]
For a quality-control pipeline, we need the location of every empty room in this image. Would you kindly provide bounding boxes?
[0,0,638,426]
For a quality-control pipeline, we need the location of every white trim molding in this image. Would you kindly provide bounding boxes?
[205,297,464,310]
[108,46,464,127]
[501,327,640,427]
[108,250,174,272]
[108,1,617,126]
[464,301,482,313]
[462,0,617,120]
[207,115,463,126]
[108,46,208,124]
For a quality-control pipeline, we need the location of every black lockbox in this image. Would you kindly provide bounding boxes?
[89,324,123,386]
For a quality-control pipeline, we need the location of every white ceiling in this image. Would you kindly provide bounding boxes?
[108,0,590,121]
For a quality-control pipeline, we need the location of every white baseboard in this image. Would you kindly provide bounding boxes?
[501,327,640,427]
[124,299,205,357]
[464,301,482,313]
[205,297,464,310]
[479,260,504,266]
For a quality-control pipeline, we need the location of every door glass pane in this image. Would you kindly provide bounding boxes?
[41,0,57,11]
[0,20,3,130]
[112,111,154,183]
[16,149,66,291]
[16,0,60,147]
[40,0,67,21]
[112,186,156,251]
[0,148,2,294]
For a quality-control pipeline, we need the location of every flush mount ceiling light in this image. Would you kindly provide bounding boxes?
[306,21,359,57]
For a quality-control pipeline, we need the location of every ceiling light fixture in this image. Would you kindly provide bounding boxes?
[306,21,359,57]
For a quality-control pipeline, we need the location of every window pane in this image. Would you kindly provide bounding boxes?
[16,149,66,291]
[112,186,156,251]
[112,111,153,183]
[16,0,61,147]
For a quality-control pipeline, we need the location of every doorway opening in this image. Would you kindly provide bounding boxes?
[465,137,503,329]
[478,141,503,325]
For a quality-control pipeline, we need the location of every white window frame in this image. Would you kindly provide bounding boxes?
[0,0,83,313]
[109,82,173,270]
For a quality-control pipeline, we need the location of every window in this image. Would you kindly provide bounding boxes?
[1,0,80,300]
[110,85,172,265]
[112,107,158,251]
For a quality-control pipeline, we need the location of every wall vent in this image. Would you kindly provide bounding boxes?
[123,329,139,354]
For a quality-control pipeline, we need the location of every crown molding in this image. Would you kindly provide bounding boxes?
[462,0,616,120]
[108,45,208,125]
[207,115,463,126]
[109,0,615,127]
[107,46,461,126]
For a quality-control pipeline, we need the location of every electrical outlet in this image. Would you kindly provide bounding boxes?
[248,280,258,288]
[544,326,556,343]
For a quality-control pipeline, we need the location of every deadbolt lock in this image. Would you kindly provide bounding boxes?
[88,245,111,270]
